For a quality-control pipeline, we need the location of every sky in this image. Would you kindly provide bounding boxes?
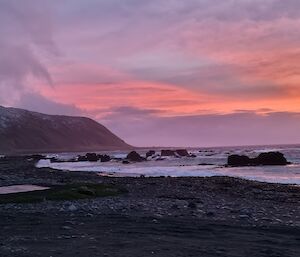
[1,0,300,147]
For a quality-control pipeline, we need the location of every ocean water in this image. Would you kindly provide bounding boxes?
[36,145,300,185]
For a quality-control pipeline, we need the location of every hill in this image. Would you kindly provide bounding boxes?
[0,106,132,154]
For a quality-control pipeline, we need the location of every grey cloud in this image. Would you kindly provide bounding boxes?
[0,0,57,53]
[0,44,52,84]
[48,0,300,87]
[0,43,53,105]
[16,93,82,116]
[166,0,300,22]
[98,106,164,126]
[0,0,57,106]
[57,0,300,23]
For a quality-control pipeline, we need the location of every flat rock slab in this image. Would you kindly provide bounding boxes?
[0,185,50,195]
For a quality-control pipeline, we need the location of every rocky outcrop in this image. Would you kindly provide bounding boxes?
[228,152,289,166]
[77,153,111,162]
[253,152,289,166]
[77,155,88,162]
[161,150,176,156]
[77,153,98,162]
[146,150,156,158]
[126,151,146,162]
[175,149,189,157]
[161,149,193,157]
[227,155,252,166]
[99,154,111,162]
[86,153,99,162]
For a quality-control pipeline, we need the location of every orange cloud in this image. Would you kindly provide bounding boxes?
[25,8,300,118]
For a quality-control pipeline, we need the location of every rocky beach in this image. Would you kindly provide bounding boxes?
[2,1,300,256]
[0,156,300,256]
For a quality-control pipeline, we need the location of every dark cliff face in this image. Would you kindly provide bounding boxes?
[0,106,132,154]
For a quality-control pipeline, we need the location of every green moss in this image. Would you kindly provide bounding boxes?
[0,184,127,204]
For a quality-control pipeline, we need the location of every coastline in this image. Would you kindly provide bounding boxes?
[1,157,300,256]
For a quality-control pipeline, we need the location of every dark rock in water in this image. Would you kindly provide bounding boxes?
[50,157,58,163]
[77,155,87,162]
[175,149,189,157]
[86,153,99,162]
[50,157,64,163]
[161,150,176,156]
[122,160,130,164]
[253,152,289,166]
[161,149,193,157]
[146,150,156,158]
[189,154,197,158]
[228,152,289,166]
[77,153,100,162]
[98,154,111,162]
[77,153,111,162]
[126,151,146,162]
[26,154,46,161]
[228,155,252,166]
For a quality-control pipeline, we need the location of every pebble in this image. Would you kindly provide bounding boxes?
[261,217,272,222]
[239,214,250,219]
[206,211,215,217]
[62,226,72,230]
[68,204,78,212]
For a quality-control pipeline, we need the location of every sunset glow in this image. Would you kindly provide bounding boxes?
[1,0,300,146]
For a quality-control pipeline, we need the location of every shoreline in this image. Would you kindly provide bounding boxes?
[36,158,300,186]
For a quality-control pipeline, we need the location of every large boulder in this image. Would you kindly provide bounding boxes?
[253,152,289,166]
[86,153,99,162]
[175,149,189,157]
[227,155,252,166]
[78,153,99,162]
[98,154,111,162]
[161,149,192,157]
[126,151,146,162]
[227,152,289,166]
[161,150,176,156]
